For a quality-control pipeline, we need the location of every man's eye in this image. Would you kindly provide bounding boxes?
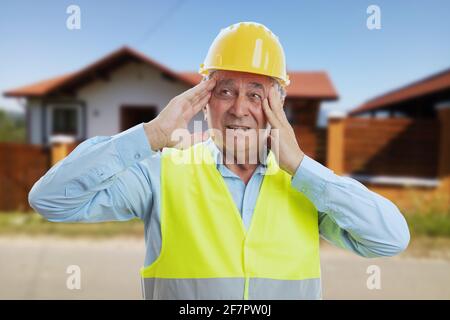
[221,89,232,96]
[251,93,262,100]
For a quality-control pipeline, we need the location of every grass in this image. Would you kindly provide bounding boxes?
[0,211,144,238]
[401,191,450,238]
[405,211,450,238]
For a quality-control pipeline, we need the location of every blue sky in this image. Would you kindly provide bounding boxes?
[1,0,450,125]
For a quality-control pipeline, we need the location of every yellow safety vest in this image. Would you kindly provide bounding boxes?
[140,143,321,299]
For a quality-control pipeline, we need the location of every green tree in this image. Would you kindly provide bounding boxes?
[0,109,26,142]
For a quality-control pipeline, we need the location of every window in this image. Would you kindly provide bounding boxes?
[52,108,77,134]
[46,103,84,142]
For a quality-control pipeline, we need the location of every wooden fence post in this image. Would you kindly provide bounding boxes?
[50,135,75,166]
[436,102,450,195]
[327,111,346,175]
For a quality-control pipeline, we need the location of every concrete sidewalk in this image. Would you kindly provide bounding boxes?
[0,237,449,299]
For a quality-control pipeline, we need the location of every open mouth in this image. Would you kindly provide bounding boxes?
[226,125,251,131]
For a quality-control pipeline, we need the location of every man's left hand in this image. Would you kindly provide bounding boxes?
[262,86,305,175]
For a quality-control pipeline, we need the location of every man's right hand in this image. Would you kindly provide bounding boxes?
[143,78,216,151]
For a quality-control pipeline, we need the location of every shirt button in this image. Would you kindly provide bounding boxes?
[135,153,141,159]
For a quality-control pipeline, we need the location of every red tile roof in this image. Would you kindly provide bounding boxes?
[287,72,338,99]
[4,46,338,100]
[4,73,74,97]
[350,68,450,115]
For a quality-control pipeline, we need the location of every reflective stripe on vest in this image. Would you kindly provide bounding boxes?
[140,143,321,300]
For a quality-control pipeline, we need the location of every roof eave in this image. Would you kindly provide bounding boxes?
[3,92,42,98]
[287,93,339,101]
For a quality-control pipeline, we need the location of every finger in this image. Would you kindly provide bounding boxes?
[272,87,288,123]
[190,91,211,115]
[196,90,212,107]
[268,87,286,121]
[190,87,211,105]
[262,98,279,127]
[183,82,208,104]
[205,77,217,91]
[185,78,216,102]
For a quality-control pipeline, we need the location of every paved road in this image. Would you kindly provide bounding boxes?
[0,237,449,299]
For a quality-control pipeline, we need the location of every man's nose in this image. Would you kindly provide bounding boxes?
[229,94,250,117]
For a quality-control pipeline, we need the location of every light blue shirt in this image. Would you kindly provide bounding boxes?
[29,123,410,266]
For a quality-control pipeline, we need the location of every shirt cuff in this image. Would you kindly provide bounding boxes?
[291,154,338,211]
[112,123,155,168]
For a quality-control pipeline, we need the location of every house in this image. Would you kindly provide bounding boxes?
[350,68,450,118]
[4,47,338,159]
[327,68,450,206]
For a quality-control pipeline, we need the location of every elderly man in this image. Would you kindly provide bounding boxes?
[29,22,410,300]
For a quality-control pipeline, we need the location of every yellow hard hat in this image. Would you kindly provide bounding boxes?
[199,22,290,87]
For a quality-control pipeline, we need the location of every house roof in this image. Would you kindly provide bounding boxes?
[4,47,194,98]
[3,73,74,98]
[287,72,338,99]
[350,67,450,115]
[4,46,338,100]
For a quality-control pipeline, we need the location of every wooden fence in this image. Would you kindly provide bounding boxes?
[342,118,439,177]
[0,143,50,211]
[293,125,327,165]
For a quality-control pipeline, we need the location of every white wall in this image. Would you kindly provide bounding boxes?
[27,99,43,144]
[77,61,206,138]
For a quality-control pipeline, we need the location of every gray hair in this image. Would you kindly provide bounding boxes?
[202,70,286,102]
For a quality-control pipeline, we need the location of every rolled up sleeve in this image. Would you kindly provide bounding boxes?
[29,123,159,223]
[291,154,410,258]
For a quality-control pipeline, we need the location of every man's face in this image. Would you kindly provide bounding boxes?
[204,70,274,163]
